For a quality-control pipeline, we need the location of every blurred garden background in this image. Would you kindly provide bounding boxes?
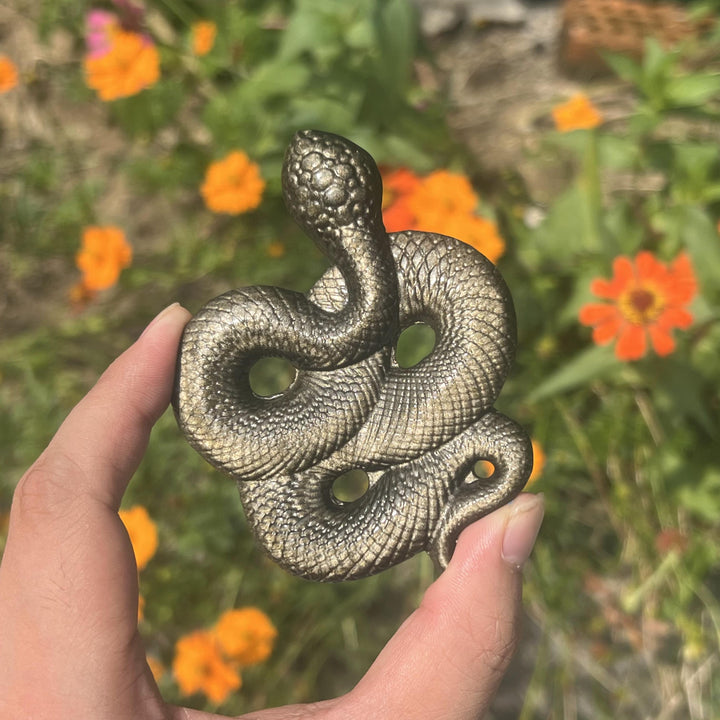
[1,0,720,716]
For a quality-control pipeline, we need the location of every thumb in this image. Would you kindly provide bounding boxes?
[348,493,544,720]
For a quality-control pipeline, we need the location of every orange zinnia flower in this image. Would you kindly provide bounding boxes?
[380,166,505,261]
[76,226,132,291]
[201,151,265,214]
[266,241,285,258]
[552,93,603,132]
[423,212,505,263]
[191,20,217,56]
[119,505,158,571]
[146,655,165,683]
[213,607,277,666]
[84,29,160,101]
[579,251,697,361]
[408,169,479,228]
[173,630,241,704]
[0,55,19,93]
[382,168,421,233]
[525,439,545,489]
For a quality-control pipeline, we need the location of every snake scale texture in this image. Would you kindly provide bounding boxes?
[173,130,533,582]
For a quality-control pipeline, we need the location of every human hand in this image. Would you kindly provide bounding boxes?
[0,303,544,720]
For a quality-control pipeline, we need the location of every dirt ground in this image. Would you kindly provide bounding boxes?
[429,1,589,195]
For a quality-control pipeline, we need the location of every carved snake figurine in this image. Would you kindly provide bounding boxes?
[173,130,533,581]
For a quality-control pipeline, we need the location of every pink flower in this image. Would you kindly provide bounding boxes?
[85,10,118,58]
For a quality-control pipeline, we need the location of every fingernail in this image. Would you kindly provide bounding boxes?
[501,493,544,568]
[140,302,185,338]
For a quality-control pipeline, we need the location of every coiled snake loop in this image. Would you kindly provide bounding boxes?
[173,130,532,581]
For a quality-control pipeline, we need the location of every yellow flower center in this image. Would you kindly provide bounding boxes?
[618,284,664,325]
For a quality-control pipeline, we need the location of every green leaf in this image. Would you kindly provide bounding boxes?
[643,37,674,83]
[603,51,643,85]
[239,61,312,104]
[288,95,360,132]
[677,206,720,289]
[654,358,716,436]
[597,134,641,170]
[665,73,720,108]
[529,175,606,261]
[374,0,417,95]
[677,467,720,522]
[528,345,621,402]
[701,183,720,202]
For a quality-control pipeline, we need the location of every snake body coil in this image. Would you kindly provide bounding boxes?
[173,130,532,581]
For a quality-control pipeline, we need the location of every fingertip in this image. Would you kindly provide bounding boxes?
[447,493,544,576]
[139,302,192,343]
[501,493,544,568]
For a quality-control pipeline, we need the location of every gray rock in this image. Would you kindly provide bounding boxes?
[412,0,528,36]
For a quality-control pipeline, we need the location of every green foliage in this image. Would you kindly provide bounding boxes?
[2,1,720,717]
[502,29,720,718]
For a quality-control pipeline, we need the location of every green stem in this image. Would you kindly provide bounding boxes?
[156,0,196,26]
[621,550,679,614]
[580,130,602,253]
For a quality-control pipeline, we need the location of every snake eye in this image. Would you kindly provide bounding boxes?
[394,322,436,369]
[248,357,297,398]
[331,469,369,505]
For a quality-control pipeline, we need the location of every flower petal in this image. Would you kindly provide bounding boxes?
[593,316,622,345]
[658,307,694,330]
[616,324,646,361]
[667,252,698,305]
[592,256,634,299]
[649,325,675,356]
[635,250,665,282]
[613,255,635,285]
[590,278,618,299]
[579,303,618,326]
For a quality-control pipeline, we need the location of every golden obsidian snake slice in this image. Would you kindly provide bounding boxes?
[173,130,533,581]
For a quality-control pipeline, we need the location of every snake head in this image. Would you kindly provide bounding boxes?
[282,130,385,249]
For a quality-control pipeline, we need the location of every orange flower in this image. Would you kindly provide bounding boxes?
[383,198,416,233]
[408,169,479,228]
[423,212,505,263]
[119,505,158,571]
[382,168,421,233]
[84,29,160,101]
[201,151,265,214]
[383,167,421,201]
[76,226,132,291]
[655,528,689,555]
[0,55,19,93]
[525,440,545,489]
[266,241,285,258]
[579,251,697,361]
[552,93,603,132]
[146,655,165,683]
[214,607,277,666]
[173,630,241,704]
[191,20,217,56]
[380,167,504,260]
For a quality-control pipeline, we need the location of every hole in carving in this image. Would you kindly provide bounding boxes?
[470,459,496,482]
[395,322,436,368]
[249,357,296,398]
[331,469,369,504]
